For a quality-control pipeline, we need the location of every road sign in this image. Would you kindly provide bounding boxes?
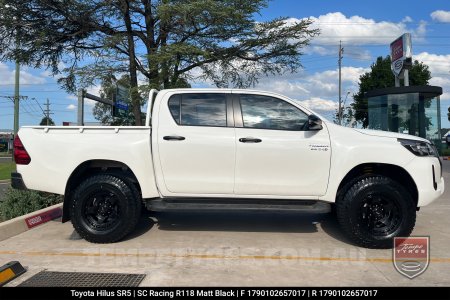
[115,101,129,111]
[113,84,130,117]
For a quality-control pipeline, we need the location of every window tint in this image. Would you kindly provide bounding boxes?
[168,93,227,127]
[168,95,181,124]
[240,95,308,130]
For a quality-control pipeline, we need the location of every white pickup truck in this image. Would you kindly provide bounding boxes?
[12,89,444,248]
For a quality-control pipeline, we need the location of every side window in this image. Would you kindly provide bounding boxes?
[239,95,308,130]
[168,93,227,127]
[168,95,181,124]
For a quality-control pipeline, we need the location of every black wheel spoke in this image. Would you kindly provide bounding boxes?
[82,190,121,231]
[359,193,401,237]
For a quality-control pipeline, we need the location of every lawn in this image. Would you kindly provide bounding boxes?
[0,161,15,180]
[441,147,450,156]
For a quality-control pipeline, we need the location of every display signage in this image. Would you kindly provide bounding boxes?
[390,33,412,77]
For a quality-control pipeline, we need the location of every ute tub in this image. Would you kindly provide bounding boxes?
[15,126,159,199]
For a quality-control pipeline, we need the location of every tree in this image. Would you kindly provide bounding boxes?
[0,0,319,125]
[351,56,431,128]
[93,74,141,125]
[39,116,55,126]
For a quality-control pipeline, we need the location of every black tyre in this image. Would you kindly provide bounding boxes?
[70,174,141,243]
[336,176,416,249]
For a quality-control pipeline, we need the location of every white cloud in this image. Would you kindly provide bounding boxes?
[288,12,426,49]
[430,10,450,23]
[66,104,76,110]
[402,16,413,23]
[415,52,450,100]
[254,66,368,113]
[415,52,450,75]
[66,95,77,101]
[0,62,47,85]
[297,97,338,111]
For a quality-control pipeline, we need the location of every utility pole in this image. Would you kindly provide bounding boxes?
[44,98,53,125]
[338,41,344,125]
[14,48,20,136]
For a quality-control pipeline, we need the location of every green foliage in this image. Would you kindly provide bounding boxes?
[0,188,62,221]
[441,147,450,156]
[0,0,319,125]
[39,116,55,126]
[0,162,15,180]
[351,56,431,128]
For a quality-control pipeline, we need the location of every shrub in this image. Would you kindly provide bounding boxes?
[0,188,62,221]
[441,147,450,156]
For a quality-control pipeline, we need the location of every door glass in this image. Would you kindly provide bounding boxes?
[240,95,308,130]
[168,94,227,127]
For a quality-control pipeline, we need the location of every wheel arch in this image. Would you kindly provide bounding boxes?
[62,159,141,222]
[336,163,418,207]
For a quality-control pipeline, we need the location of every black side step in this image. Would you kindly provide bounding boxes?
[145,198,331,213]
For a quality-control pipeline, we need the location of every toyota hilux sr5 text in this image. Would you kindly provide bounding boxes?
[12,89,444,248]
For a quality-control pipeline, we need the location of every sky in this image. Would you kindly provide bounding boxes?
[0,0,449,129]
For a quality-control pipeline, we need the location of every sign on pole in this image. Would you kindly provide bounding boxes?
[390,33,412,79]
[113,84,130,117]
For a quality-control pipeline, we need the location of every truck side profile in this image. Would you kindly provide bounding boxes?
[12,89,445,248]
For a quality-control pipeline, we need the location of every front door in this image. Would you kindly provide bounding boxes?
[233,93,331,197]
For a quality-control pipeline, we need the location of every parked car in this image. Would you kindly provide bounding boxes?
[12,89,444,248]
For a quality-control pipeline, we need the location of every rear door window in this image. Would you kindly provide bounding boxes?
[168,93,227,127]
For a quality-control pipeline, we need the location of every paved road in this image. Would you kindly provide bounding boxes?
[1,161,449,286]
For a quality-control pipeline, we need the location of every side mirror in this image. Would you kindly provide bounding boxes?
[307,114,323,131]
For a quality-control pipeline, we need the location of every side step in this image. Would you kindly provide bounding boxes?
[145,198,331,213]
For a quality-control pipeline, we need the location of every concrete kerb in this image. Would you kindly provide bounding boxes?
[0,203,63,242]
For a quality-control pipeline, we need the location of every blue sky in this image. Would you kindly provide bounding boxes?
[0,0,449,129]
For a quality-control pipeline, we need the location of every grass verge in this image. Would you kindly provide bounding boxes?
[0,161,15,180]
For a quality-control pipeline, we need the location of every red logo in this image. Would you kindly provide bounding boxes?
[390,38,404,61]
[24,207,62,229]
[393,237,429,279]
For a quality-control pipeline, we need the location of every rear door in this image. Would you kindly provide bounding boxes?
[233,92,331,197]
[155,91,236,195]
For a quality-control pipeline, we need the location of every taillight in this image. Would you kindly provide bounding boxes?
[14,135,31,165]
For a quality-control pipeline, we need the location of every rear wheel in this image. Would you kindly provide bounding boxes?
[336,176,416,249]
[71,174,141,243]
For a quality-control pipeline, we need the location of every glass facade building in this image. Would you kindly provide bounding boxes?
[366,86,443,149]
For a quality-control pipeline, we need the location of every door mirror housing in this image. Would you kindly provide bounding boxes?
[307,114,323,131]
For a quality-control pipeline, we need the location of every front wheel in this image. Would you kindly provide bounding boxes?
[70,174,141,243]
[336,176,416,249]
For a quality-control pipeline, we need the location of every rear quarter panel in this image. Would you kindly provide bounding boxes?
[17,126,159,198]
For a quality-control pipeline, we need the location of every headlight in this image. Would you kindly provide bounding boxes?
[398,138,438,157]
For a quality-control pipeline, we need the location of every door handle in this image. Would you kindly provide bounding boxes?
[163,135,185,141]
[239,137,262,143]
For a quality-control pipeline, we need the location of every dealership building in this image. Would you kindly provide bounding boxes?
[365,34,444,151]
[366,85,443,147]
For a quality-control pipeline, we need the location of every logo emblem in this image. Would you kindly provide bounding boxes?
[393,237,429,279]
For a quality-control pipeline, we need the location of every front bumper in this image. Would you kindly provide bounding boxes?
[11,172,27,190]
[405,157,445,207]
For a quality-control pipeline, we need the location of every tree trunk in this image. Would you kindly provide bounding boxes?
[122,0,142,125]
[142,0,159,89]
